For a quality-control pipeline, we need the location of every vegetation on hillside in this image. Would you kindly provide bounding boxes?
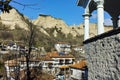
[0,60,5,79]
[0,22,84,52]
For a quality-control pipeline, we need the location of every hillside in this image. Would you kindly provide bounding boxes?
[0,9,29,30]
[33,14,112,37]
[0,9,113,37]
[33,14,71,36]
[0,9,113,51]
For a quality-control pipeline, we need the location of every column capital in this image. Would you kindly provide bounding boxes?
[82,14,91,17]
[96,0,104,34]
[95,0,104,8]
[94,0,104,3]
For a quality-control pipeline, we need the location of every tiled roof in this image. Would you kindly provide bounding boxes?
[57,42,69,44]
[69,60,86,69]
[18,57,26,61]
[59,60,86,69]
[18,57,40,62]
[59,65,69,69]
[36,56,53,61]
[5,60,19,67]
[47,52,75,58]
[34,51,75,61]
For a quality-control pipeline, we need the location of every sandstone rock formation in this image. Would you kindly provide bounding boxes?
[33,14,112,37]
[0,9,113,38]
[33,14,71,35]
[0,9,29,30]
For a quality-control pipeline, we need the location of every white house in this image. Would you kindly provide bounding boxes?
[69,60,87,80]
[46,52,75,67]
[4,51,75,79]
[4,60,20,80]
[54,42,71,54]
[4,57,41,80]
[39,51,75,75]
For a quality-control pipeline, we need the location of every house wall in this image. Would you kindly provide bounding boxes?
[52,58,74,67]
[5,66,10,78]
[84,28,120,80]
[71,68,83,80]
[54,43,71,53]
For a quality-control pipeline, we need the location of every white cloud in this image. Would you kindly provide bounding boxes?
[104,18,112,26]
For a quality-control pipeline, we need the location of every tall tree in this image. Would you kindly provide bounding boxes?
[25,21,36,80]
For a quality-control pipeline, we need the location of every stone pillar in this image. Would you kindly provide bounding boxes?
[83,14,90,40]
[111,17,119,29]
[118,19,120,27]
[96,0,104,34]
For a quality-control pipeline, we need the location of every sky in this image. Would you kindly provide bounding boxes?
[9,0,112,26]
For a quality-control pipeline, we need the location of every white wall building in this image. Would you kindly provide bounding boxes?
[4,51,75,79]
[54,42,71,54]
[70,60,87,80]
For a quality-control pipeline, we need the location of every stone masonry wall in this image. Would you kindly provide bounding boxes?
[84,28,120,80]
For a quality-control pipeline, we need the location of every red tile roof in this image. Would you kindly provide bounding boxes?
[46,52,75,58]
[59,65,69,69]
[59,60,86,69]
[69,60,86,69]
[5,60,19,67]
[36,56,53,61]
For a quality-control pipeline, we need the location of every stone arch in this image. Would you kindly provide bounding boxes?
[88,0,97,14]
[78,0,120,40]
[104,11,112,26]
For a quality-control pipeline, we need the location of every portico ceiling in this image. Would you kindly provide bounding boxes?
[104,0,120,17]
[78,0,120,17]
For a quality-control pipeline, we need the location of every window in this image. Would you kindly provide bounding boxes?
[70,70,73,75]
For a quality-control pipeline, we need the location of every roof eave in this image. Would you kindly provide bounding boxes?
[77,0,85,6]
[70,67,85,70]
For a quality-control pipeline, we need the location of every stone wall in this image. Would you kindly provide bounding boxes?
[84,28,120,80]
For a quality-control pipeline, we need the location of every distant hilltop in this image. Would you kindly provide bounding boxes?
[33,13,113,37]
[0,8,113,38]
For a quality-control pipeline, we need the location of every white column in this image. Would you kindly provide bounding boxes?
[96,0,104,34]
[118,19,120,27]
[83,14,90,40]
